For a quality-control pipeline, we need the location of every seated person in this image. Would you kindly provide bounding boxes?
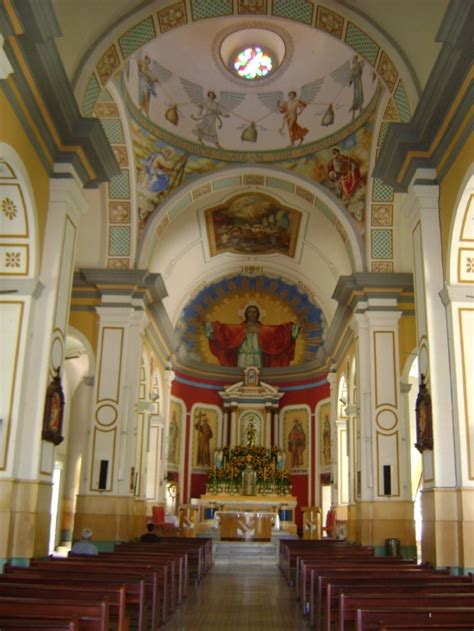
[140,522,161,542]
[70,527,98,555]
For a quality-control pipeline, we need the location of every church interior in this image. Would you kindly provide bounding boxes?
[1,0,473,617]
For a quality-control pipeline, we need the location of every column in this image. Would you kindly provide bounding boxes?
[351,306,414,553]
[325,371,338,505]
[402,171,457,566]
[440,284,474,570]
[264,406,272,448]
[2,172,87,562]
[230,404,238,447]
[164,364,176,503]
[75,298,148,544]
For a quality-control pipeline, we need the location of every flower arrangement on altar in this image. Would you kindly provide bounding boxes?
[206,445,291,495]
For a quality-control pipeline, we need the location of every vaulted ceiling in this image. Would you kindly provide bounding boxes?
[49,0,447,375]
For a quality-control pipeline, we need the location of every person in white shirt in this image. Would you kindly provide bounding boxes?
[70,527,98,555]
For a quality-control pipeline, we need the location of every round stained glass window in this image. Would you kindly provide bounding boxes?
[233,46,273,80]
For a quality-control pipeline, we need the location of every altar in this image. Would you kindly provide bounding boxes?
[199,493,298,535]
[215,510,276,541]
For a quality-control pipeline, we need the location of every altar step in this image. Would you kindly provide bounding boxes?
[214,541,277,566]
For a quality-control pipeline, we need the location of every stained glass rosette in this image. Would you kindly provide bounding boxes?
[233,46,272,80]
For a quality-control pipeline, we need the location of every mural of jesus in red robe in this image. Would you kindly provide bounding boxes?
[204,304,300,368]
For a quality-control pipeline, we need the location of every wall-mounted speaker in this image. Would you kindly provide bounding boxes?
[98,459,109,490]
[383,465,391,495]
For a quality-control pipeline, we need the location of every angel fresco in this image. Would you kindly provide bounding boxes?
[257,78,324,146]
[181,79,245,148]
[137,54,172,117]
[331,55,365,120]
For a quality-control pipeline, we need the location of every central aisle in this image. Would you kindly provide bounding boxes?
[162,542,311,630]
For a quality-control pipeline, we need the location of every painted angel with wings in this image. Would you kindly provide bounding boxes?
[258,78,324,146]
[331,56,365,120]
[137,54,172,117]
[181,78,245,147]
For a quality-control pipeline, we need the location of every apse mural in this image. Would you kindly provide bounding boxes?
[205,192,301,257]
[176,274,325,368]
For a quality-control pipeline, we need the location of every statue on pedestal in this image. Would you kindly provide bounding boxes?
[246,419,257,448]
[242,454,256,496]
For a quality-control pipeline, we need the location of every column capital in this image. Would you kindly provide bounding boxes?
[326,372,337,386]
[0,278,44,299]
[0,34,13,79]
[400,381,412,394]
[49,170,89,222]
[95,305,136,324]
[401,169,440,225]
[440,283,474,307]
[164,364,176,385]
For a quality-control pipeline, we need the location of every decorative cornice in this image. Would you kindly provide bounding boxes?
[332,273,414,308]
[373,0,474,191]
[0,0,119,187]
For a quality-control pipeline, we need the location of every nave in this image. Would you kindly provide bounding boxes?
[162,554,310,631]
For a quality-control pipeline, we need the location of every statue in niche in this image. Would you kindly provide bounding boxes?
[242,455,257,496]
[246,419,257,448]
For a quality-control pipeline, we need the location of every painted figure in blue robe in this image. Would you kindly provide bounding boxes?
[145,152,174,194]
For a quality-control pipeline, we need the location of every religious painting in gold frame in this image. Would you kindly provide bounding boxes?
[168,400,183,466]
[283,407,309,471]
[42,368,64,445]
[319,402,331,468]
[192,406,217,470]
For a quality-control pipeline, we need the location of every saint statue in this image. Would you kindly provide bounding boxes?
[242,455,257,496]
[246,419,257,448]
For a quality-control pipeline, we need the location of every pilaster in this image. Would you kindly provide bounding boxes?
[75,296,148,542]
[401,173,455,488]
[351,304,414,550]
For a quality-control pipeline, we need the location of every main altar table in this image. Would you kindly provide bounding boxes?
[199,493,298,535]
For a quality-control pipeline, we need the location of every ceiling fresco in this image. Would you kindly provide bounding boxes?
[113,14,383,235]
[175,273,325,368]
[120,18,380,153]
[133,111,374,232]
[204,192,301,257]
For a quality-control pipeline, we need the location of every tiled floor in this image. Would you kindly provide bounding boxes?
[162,553,311,630]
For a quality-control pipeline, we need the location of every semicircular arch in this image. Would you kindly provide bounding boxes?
[137,164,365,272]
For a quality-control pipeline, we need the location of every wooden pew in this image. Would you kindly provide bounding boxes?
[325,581,474,631]
[115,537,212,584]
[5,566,147,631]
[97,549,185,608]
[303,560,435,622]
[278,539,354,585]
[309,567,463,627]
[355,606,474,630]
[298,553,411,606]
[339,592,474,631]
[107,547,189,601]
[28,558,161,630]
[0,580,127,631]
[0,618,79,630]
[0,596,109,631]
